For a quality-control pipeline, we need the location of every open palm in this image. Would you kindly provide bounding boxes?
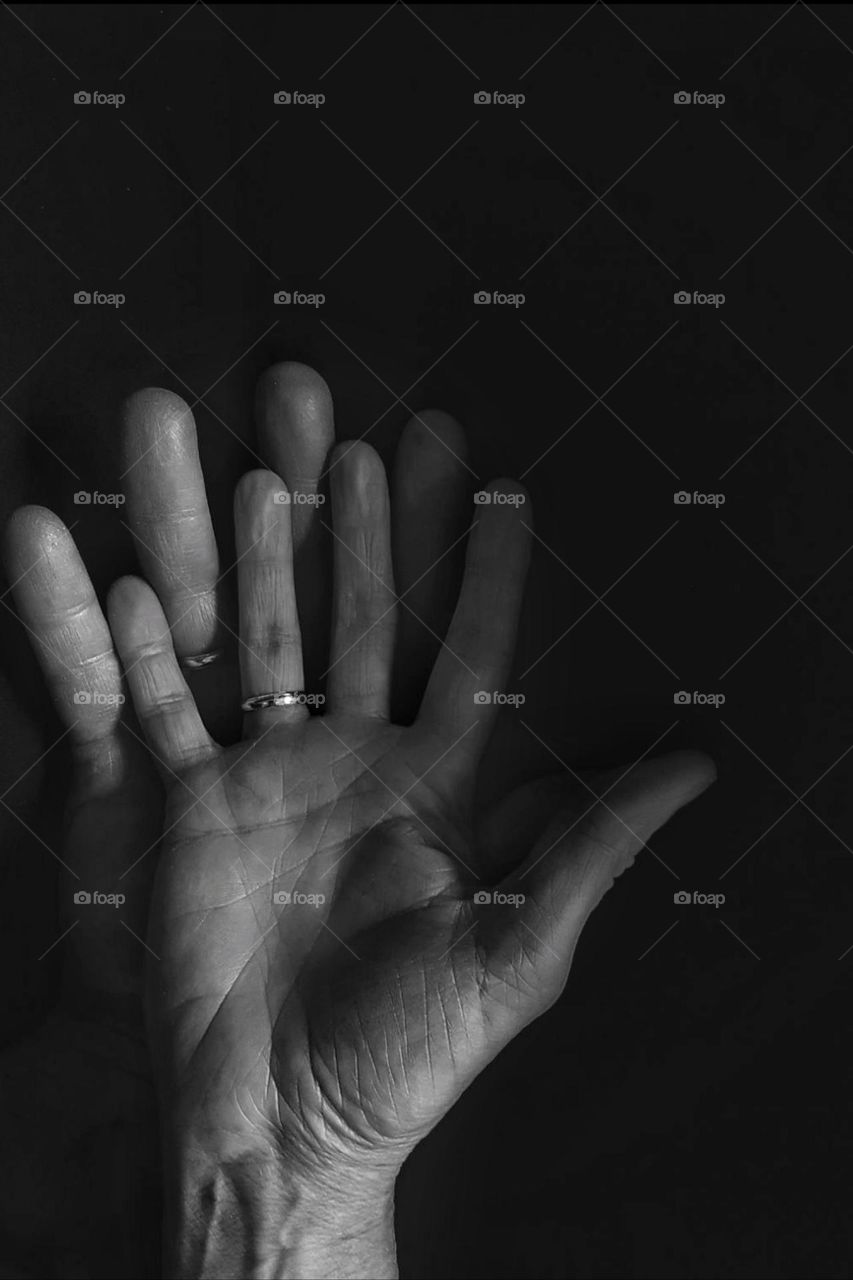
[4,364,713,1276]
[105,445,713,1194]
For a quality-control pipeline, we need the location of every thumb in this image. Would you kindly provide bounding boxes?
[483,749,716,992]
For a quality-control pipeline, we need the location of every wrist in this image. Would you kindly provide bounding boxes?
[164,1135,398,1280]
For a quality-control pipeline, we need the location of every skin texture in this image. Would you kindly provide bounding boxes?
[1,365,715,1279]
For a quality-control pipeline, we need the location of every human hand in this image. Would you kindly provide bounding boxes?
[0,365,335,1277]
[104,368,715,1278]
[0,507,165,1278]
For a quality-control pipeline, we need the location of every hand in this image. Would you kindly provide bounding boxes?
[0,365,336,1277]
[100,369,715,1277]
[0,507,165,1278]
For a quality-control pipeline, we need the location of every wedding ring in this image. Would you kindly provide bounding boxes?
[242,691,308,712]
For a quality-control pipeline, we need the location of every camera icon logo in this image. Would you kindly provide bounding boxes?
[72,690,92,704]
[673,290,691,304]
[73,491,92,504]
[473,691,492,704]
[673,91,691,105]
[673,890,691,904]
[274,891,292,905]
[473,490,492,505]
[273,91,292,105]
[474,890,492,904]
[74,890,92,904]
[473,290,491,304]
[474,91,492,105]
[673,690,692,705]
[74,91,92,105]
[273,491,291,504]
[74,291,92,305]
[273,291,292,305]
[673,490,692,504]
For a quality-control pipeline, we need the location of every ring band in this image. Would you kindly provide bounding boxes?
[242,690,308,712]
[181,650,223,670]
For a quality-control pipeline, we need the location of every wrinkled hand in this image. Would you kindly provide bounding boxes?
[5,365,714,1280]
[103,374,714,1276]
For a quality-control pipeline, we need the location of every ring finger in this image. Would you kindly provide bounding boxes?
[234,470,308,737]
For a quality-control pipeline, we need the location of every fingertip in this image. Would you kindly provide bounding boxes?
[609,747,718,829]
[4,504,70,565]
[121,386,194,432]
[106,574,164,639]
[475,480,532,539]
[106,572,138,601]
[256,363,334,450]
[330,440,389,517]
[106,573,141,617]
[670,747,718,801]
[234,468,288,513]
[330,437,375,465]
[120,387,196,462]
[4,508,86,601]
[402,409,467,458]
[257,361,332,412]
[480,477,530,506]
[256,363,336,495]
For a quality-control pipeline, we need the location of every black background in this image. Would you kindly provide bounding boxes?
[1,4,853,1277]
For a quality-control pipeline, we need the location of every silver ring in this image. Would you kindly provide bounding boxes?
[181,650,223,671]
[242,690,308,712]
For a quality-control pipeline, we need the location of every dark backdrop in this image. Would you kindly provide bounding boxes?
[1,4,852,1277]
